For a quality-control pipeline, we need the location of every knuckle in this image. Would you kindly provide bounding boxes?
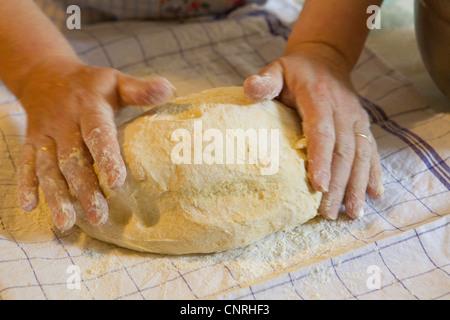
[82,114,115,141]
[310,82,331,100]
[354,114,371,129]
[18,161,36,184]
[73,91,98,107]
[36,161,55,180]
[371,148,382,163]
[355,145,372,162]
[339,97,369,119]
[360,111,370,123]
[18,145,36,167]
[57,157,72,175]
[84,126,111,149]
[310,121,335,141]
[354,116,369,127]
[58,148,89,175]
[330,182,349,200]
[344,188,362,207]
[84,125,104,141]
[58,155,97,197]
[334,137,354,159]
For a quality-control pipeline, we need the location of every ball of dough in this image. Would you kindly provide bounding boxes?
[75,87,321,254]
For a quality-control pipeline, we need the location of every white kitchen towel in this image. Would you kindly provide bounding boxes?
[0,5,448,300]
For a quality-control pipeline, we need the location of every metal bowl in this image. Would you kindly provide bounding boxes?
[415,0,450,101]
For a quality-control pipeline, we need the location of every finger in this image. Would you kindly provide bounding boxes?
[17,143,39,212]
[297,94,335,193]
[57,133,108,227]
[319,115,356,220]
[367,138,384,199]
[243,60,284,102]
[344,120,373,219]
[35,139,76,231]
[117,74,174,106]
[80,106,126,190]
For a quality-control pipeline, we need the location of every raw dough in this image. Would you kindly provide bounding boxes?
[75,87,322,254]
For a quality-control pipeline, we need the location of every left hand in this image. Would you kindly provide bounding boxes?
[16,57,174,231]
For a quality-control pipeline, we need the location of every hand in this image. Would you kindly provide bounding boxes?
[244,44,384,220]
[17,57,174,231]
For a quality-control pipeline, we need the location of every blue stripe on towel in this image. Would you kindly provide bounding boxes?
[360,95,450,190]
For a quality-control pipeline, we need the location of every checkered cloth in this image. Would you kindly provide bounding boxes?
[0,3,448,300]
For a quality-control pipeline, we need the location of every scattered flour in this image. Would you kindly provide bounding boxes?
[1,186,369,299]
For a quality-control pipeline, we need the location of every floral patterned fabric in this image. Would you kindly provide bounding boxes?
[158,0,255,17]
[35,0,267,27]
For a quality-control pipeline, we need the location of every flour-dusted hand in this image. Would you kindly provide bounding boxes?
[244,44,384,220]
[0,2,173,231]
[17,57,174,231]
[244,0,385,220]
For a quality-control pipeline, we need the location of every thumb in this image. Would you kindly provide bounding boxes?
[243,60,284,102]
[117,73,174,107]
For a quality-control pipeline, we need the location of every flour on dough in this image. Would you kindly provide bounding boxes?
[75,87,322,254]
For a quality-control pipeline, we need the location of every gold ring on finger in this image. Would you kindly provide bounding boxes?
[355,133,372,144]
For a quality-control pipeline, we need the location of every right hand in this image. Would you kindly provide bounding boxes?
[17,57,174,231]
[244,44,384,220]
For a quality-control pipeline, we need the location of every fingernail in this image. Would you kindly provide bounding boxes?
[376,184,385,198]
[346,195,365,219]
[324,211,338,220]
[19,192,37,212]
[150,78,175,102]
[87,208,108,227]
[328,210,339,220]
[87,192,109,226]
[354,207,365,219]
[244,75,278,102]
[320,197,338,220]
[312,172,329,193]
[99,151,126,190]
[108,164,126,190]
[54,204,76,232]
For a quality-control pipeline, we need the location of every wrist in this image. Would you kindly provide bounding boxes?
[285,41,355,75]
